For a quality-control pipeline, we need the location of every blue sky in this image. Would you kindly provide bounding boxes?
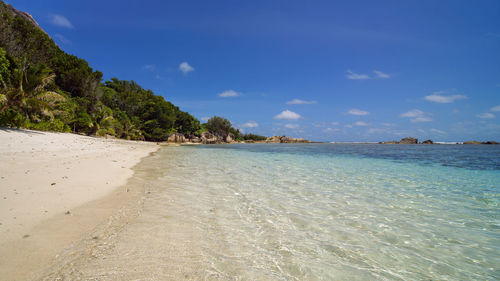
[8,0,500,141]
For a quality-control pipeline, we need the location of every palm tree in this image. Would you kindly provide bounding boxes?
[0,61,66,121]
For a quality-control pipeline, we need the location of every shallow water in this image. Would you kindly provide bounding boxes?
[47,144,500,280]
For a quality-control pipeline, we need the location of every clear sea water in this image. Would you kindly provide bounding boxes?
[147,143,500,280]
[62,144,500,280]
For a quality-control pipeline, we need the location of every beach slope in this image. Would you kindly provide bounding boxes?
[0,128,159,280]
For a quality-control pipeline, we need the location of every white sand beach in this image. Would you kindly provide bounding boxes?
[0,128,159,280]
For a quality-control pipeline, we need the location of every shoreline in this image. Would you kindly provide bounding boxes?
[0,128,160,280]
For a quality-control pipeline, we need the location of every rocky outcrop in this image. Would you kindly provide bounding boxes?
[464,141,481,144]
[464,140,499,144]
[399,137,418,144]
[200,132,221,144]
[165,132,239,144]
[188,135,202,143]
[224,133,235,143]
[167,132,186,143]
[265,136,310,143]
[379,137,419,144]
[266,136,281,143]
[421,139,433,144]
[2,2,45,33]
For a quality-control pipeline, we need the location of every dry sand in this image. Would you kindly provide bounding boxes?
[0,128,159,280]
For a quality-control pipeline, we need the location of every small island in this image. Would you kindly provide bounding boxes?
[379,137,499,145]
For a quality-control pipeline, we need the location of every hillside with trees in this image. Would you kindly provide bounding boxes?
[0,1,202,141]
[0,1,269,143]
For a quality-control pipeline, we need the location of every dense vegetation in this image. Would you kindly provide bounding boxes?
[202,116,241,139]
[0,1,266,142]
[199,116,267,142]
[0,1,200,141]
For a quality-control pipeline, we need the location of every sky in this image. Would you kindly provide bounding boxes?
[7,0,500,142]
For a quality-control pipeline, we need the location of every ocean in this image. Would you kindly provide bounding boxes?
[49,143,500,280]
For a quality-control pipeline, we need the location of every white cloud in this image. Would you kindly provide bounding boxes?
[411,117,433,123]
[344,124,353,128]
[201,117,210,122]
[373,70,390,78]
[347,108,370,116]
[490,105,500,112]
[323,128,340,133]
[284,124,299,129]
[218,90,242,98]
[53,33,71,44]
[400,109,433,123]
[142,64,156,71]
[381,122,396,127]
[424,92,467,103]
[400,109,425,118]
[430,128,446,134]
[50,15,73,29]
[241,121,259,128]
[331,121,340,126]
[477,112,495,119]
[286,98,317,105]
[346,70,370,80]
[179,62,194,74]
[274,110,302,120]
[354,121,369,126]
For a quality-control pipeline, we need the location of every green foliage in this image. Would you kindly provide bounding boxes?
[70,109,94,134]
[0,47,9,88]
[101,79,199,140]
[0,107,26,127]
[204,116,233,138]
[0,1,214,142]
[242,133,267,141]
[202,116,244,140]
[26,119,70,132]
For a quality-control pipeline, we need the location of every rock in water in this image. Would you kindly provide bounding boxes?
[422,139,433,144]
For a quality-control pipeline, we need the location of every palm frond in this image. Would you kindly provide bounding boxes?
[33,73,56,93]
[0,93,6,105]
[37,91,66,103]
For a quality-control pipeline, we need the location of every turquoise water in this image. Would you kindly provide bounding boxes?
[149,144,499,280]
[60,144,499,280]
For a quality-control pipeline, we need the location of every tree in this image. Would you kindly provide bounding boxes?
[0,62,65,121]
[204,116,233,138]
[0,47,9,88]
